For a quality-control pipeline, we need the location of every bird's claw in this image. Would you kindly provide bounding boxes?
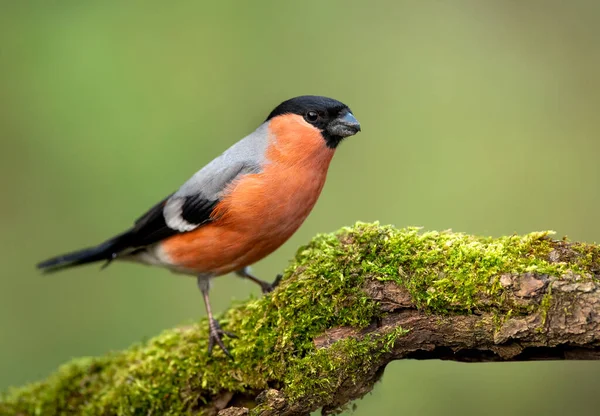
[259,273,284,294]
[207,319,236,358]
[271,273,283,290]
[258,281,274,294]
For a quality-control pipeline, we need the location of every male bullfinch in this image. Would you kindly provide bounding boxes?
[37,95,361,356]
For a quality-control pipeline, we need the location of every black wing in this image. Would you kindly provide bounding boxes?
[123,161,260,249]
[36,161,260,273]
[123,160,261,248]
[36,193,219,273]
[126,193,218,248]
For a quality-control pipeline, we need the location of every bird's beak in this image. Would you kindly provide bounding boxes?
[327,112,361,138]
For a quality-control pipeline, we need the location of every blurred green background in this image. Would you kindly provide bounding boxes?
[1,1,599,415]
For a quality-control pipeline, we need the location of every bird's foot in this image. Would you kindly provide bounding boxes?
[235,267,284,294]
[258,273,284,294]
[207,318,237,358]
[270,273,283,291]
[257,280,274,294]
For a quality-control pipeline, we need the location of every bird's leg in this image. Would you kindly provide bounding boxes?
[196,275,236,357]
[235,266,282,294]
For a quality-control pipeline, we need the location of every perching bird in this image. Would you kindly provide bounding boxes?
[37,95,361,356]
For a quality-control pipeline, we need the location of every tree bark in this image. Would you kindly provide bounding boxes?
[2,224,599,416]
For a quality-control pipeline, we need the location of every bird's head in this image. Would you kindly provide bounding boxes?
[266,95,361,149]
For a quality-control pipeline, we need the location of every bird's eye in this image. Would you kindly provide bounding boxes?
[305,111,319,123]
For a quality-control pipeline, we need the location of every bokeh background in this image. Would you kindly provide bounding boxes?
[1,1,600,415]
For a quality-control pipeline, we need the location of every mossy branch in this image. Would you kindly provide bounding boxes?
[2,223,600,415]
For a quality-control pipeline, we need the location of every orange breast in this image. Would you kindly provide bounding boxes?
[160,114,335,275]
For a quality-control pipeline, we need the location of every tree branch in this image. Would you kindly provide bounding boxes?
[2,224,599,415]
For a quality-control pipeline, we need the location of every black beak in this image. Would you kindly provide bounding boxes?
[327,112,361,138]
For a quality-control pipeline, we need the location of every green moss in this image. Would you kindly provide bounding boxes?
[1,223,592,415]
[565,241,600,278]
[369,227,565,314]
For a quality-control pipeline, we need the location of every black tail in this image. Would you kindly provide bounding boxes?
[36,233,130,274]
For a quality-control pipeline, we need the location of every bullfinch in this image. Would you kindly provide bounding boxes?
[37,95,361,356]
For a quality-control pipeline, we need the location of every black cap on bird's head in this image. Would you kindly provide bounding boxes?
[266,95,361,148]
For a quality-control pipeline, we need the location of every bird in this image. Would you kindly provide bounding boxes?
[37,95,361,357]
